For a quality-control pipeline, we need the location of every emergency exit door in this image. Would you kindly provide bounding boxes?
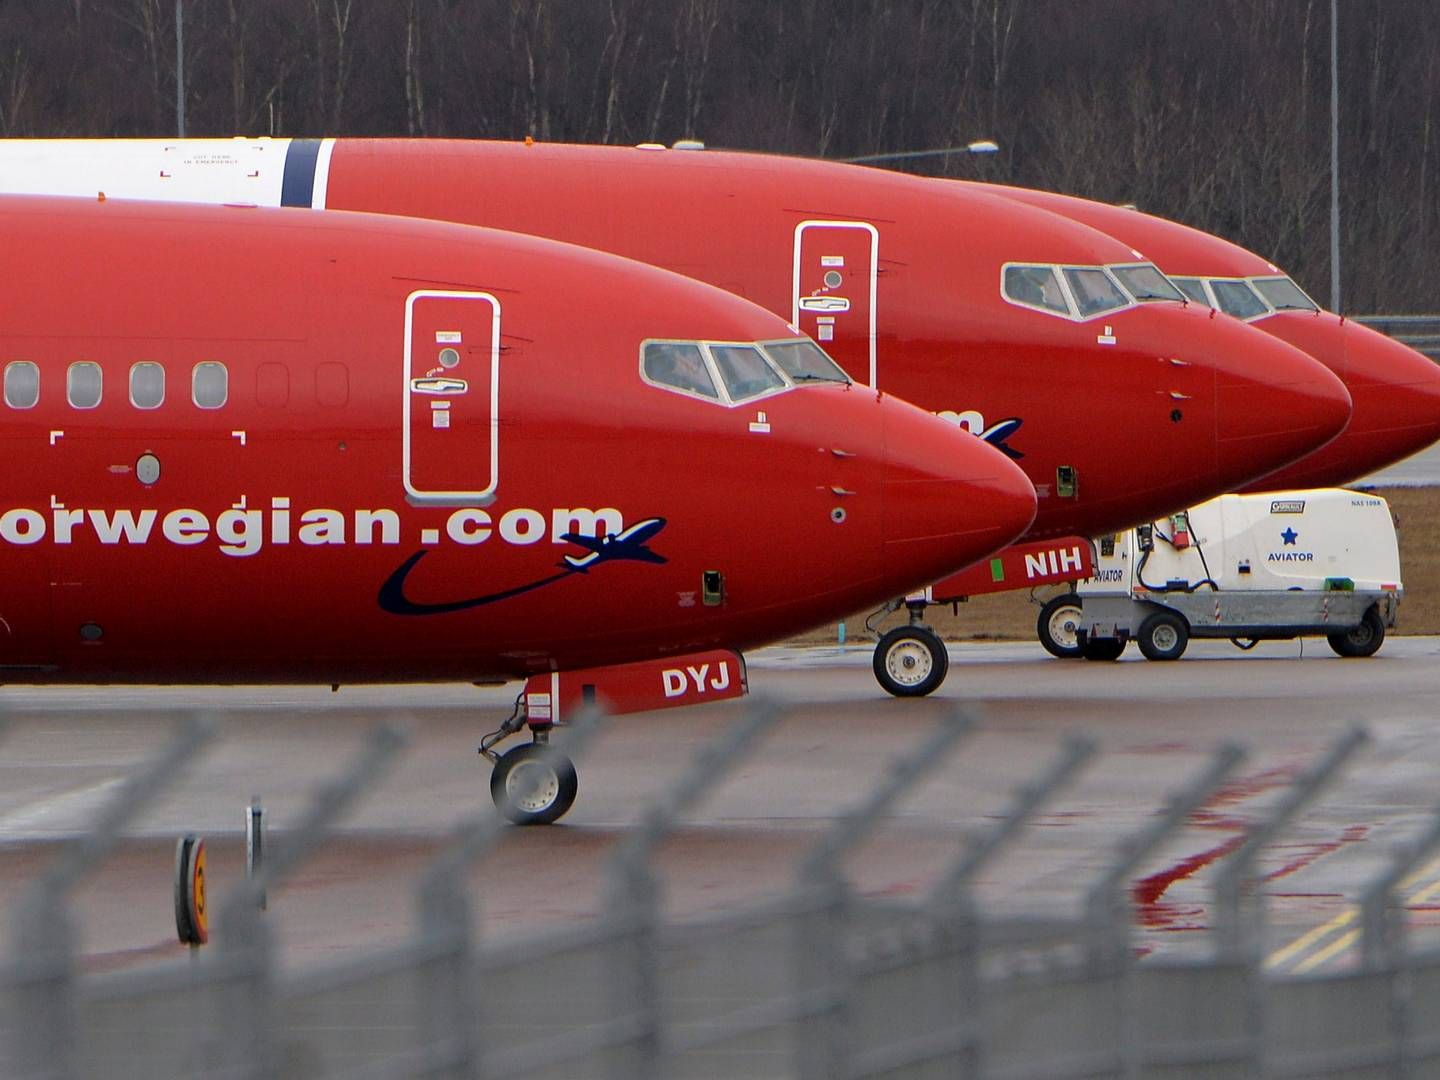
[403,290,500,503]
[792,221,879,385]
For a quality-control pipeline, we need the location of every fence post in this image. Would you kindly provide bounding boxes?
[1359,801,1440,969]
[795,708,976,1080]
[1211,727,1367,1076]
[1083,743,1245,1079]
[925,734,1095,1079]
[1212,727,1367,961]
[6,714,215,1080]
[1354,796,1440,1076]
[420,709,604,1079]
[215,723,407,1079]
[601,700,783,1080]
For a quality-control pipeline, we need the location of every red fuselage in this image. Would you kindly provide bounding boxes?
[989,184,1440,491]
[0,139,1353,541]
[0,196,1034,682]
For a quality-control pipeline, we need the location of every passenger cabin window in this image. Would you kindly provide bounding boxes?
[710,344,785,402]
[1209,279,1270,320]
[642,341,720,400]
[1063,267,1129,317]
[129,362,165,409]
[67,362,102,409]
[192,361,228,409]
[4,361,38,409]
[1112,264,1185,303]
[1252,276,1319,312]
[1172,277,1211,306]
[1003,265,1070,315]
[762,340,850,384]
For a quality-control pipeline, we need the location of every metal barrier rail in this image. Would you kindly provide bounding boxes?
[1354,314,1440,360]
[7,704,1440,1077]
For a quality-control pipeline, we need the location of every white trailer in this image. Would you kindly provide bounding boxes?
[1037,490,1402,661]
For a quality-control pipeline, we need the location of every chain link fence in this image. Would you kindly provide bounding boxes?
[3,705,1439,1078]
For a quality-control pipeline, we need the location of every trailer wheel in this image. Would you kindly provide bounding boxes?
[1137,611,1189,661]
[1327,606,1386,658]
[1080,634,1126,661]
[873,626,948,697]
[1037,594,1085,659]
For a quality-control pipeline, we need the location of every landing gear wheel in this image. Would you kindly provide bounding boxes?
[873,626,949,697]
[489,743,578,825]
[1037,594,1085,659]
[1327,606,1386,658]
[1137,611,1189,661]
[1079,634,1126,662]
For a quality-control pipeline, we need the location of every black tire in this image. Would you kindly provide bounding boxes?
[490,743,578,825]
[873,626,949,697]
[1137,611,1189,661]
[1037,594,1085,659]
[1327,606,1386,658]
[1080,634,1126,661]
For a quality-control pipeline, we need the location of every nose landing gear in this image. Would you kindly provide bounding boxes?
[481,697,578,825]
[871,600,950,697]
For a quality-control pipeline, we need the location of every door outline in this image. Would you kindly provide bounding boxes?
[791,220,879,385]
[402,289,501,505]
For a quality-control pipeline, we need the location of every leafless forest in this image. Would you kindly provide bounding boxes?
[0,1,1434,311]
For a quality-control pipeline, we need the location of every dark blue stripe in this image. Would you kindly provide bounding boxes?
[280,139,322,207]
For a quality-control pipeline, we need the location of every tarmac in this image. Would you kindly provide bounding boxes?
[3,636,1440,978]
[1360,442,1440,486]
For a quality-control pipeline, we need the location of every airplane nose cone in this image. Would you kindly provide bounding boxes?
[1339,320,1440,469]
[880,399,1037,581]
[1240,318,1440,490]
[1214,325,1352,490]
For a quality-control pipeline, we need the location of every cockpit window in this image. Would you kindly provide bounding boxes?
[1062,267,1129,317]
[762,339,850,384]
[642,341,720,400]
[709,344,786,402]
[1003,265,1070,315]
[1112,264,1185,303]
[1171,277,1211,306]
[1209,279,1270,320]
[1252,276,1319,312]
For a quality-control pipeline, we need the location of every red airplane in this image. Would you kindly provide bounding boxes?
[0,138,1353,694]
[0,194,1036,821]
[986,184,1440,491]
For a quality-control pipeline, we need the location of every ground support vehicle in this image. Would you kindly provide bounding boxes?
[1062,490,1401,661]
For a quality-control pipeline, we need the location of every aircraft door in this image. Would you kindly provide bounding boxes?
[792,221,879,385]
[403,290,500,504]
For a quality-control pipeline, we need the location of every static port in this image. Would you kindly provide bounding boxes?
[702,570,725,607]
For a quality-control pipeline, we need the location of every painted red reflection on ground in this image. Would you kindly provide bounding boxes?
[1129,763,1368,934]
[1132,834,1246,930]
[1265,825,1369,882]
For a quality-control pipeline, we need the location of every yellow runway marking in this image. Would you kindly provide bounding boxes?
[1265,855,1440,973]
[1292,929,1359,974]
[1264,909,1355,971]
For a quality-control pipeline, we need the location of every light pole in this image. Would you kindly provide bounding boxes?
[839,140,1000,165]
[1329,0,1339,312]
[176,0,186,137]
